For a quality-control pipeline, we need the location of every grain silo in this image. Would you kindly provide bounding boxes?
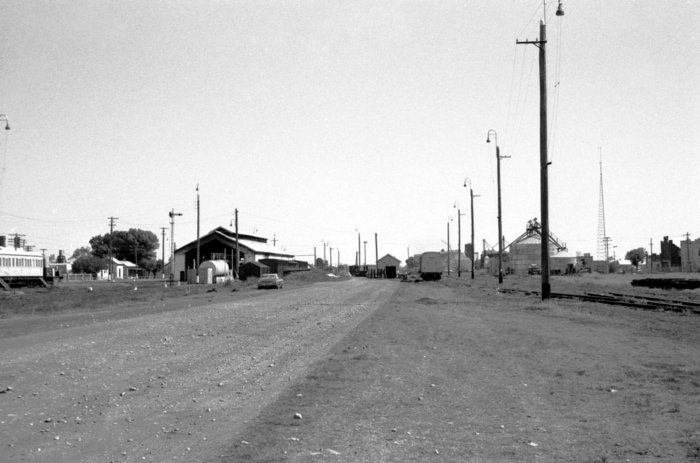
[508,219,568,275]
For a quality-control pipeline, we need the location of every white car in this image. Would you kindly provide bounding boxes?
[257,273,284,289]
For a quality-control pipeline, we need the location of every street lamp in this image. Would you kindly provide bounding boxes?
[487,129,509,284]
[464,178,480,280]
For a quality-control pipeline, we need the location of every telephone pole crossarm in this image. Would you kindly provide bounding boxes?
[515,38,546,49]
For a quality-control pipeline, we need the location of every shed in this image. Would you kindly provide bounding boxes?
[377,254,401,279]
[240,261,270,279]
[260,258,310,275]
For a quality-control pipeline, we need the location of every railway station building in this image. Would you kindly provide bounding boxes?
[172,226,294,281]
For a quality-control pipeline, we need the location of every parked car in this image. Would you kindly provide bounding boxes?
[257,273,284,289]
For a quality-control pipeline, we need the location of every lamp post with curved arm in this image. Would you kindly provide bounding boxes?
[487,130,508,284]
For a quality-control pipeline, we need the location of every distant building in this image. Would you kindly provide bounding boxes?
[680,237,700,273]
[659,236,681,271]
[505,219,574,275]
[377,254,402,279]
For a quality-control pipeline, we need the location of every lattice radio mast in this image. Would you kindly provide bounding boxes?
[596,148,608,263]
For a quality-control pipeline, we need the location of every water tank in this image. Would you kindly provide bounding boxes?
[198,260,229,277]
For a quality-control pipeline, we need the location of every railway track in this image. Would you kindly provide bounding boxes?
[499,288,700,315]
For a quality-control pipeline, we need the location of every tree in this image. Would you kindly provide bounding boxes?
[315,257,326,268]
[405,256,417,269]
[625,247,647,269]
[71,247,92,260]
[140,256,158,277]
[71,255,107,275]
[89,229,159,264]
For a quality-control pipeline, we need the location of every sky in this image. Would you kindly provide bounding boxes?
[0,0,698,266]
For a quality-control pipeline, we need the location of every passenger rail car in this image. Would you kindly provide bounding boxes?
[0,244,52,289]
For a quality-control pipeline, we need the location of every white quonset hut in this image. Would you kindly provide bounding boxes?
[173,226,293,282]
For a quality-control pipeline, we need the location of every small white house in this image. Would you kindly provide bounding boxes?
[98,257,140,280]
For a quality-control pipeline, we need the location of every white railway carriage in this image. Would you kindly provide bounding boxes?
[0,243,50,288]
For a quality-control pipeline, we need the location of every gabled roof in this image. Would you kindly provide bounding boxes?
[378,254,401,265]
[109,257,139,268]
[175,226,294,259]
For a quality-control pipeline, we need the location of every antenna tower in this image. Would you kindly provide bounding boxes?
[596,148,607,262]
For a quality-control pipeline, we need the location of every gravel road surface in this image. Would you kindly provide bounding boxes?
[0,279,398,462]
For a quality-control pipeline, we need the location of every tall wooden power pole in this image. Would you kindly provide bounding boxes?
[108,216,118,281]
[196,185,200,283]
[160,227,168,279]
[516,0,564,299]
[234,209,239,278]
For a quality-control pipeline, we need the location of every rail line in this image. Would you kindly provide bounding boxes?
[499,288,700,315]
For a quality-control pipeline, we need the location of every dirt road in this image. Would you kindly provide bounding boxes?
[2,275,699,462]
[0,279,398,462]
[220,279,700,462]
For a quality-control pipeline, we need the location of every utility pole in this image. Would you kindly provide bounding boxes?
[169,209,182,283]
[329,247,333,272]
[516,0,564,299]
[649,238,653,273]
[464,179,481,280]
[160,227,168,279]
[234,209,239,278]
[363,241,368,266]
[196,185,200,283]
[685,233,692,272]
[447,220,451,276]
[470,191,475,279]
[357,230,361,267]
[108,216,118,281]
[374,233,378,269]
[323,241,328,268]
[456,207,462,277]
[487,131,508,284]
[337,248,340,273]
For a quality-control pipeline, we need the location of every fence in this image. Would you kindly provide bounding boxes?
[64,273,96,282]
